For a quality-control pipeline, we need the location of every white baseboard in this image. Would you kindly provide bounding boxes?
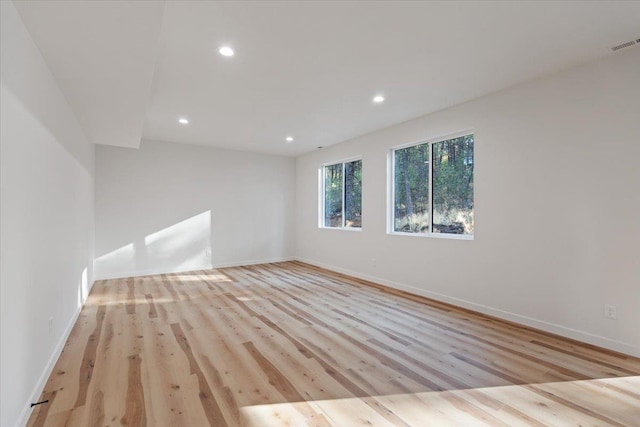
[15,281,93,427]
[94,257,295,281]
[296,257,640,358]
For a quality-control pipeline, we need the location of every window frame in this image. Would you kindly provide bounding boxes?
[387,130,474,240]
[319,156,363,231]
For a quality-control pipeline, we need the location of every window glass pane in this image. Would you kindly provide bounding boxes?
[394,143,429,233]
[324,163,343,227]
[432,134,474,235]
[344,160,362,228]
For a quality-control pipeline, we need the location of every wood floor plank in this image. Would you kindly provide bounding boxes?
[74,304,106,408]
[120,355,146,426]
[170,322,229,427]
[26,261,640,426]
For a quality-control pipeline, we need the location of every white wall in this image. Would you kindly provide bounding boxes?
[295,49,640,357]
[94,140,296,279]
[0,2,95,427]
[0,8,636,427]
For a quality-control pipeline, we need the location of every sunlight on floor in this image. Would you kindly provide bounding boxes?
[239,376,640,427]
[236,296,260,301]
[172,273,232,282]
[85,296,183,307]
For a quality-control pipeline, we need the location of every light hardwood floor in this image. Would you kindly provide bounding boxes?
[27,261,640,426]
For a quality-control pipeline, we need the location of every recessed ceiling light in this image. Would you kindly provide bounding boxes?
[285,136,294,143]
[373,95,385,103]
[178,118,189,125]
[218,46,234,57]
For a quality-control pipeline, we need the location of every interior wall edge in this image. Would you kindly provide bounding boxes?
[295,256,640,358]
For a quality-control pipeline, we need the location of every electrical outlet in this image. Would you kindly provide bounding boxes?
[48,317,53,333]
[371,258,377,267]
[604,304,617,320]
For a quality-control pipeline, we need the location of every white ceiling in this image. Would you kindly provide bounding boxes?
[13,1,640,155]
[14,0,164,148]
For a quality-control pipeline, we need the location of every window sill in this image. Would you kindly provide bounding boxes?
[319,227,362,232]
[388,231,473,241]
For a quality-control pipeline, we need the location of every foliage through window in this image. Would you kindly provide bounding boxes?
[393,134,473,235]
[323,159,362,228]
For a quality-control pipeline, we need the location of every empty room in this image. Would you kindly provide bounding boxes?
[1,1,639,426]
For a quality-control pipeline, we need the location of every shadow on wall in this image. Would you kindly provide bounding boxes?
[95,210,212,279]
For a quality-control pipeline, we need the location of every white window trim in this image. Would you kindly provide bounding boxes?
[387,130,474,240]
[319,156,363,231]
[389,231,473,241]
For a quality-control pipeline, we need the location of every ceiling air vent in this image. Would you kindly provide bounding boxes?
[611,39,638,52]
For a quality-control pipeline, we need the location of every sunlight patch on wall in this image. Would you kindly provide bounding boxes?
[95,242,135,278]
[77,267,89,308]
[95,211,212,278]
[144,211,211,270]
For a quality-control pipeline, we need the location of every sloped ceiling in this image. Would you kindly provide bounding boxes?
[14,1,640,155]
[14,0,165,148]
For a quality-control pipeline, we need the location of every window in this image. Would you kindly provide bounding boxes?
[322,159,362,229]
[391,133,474,236]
